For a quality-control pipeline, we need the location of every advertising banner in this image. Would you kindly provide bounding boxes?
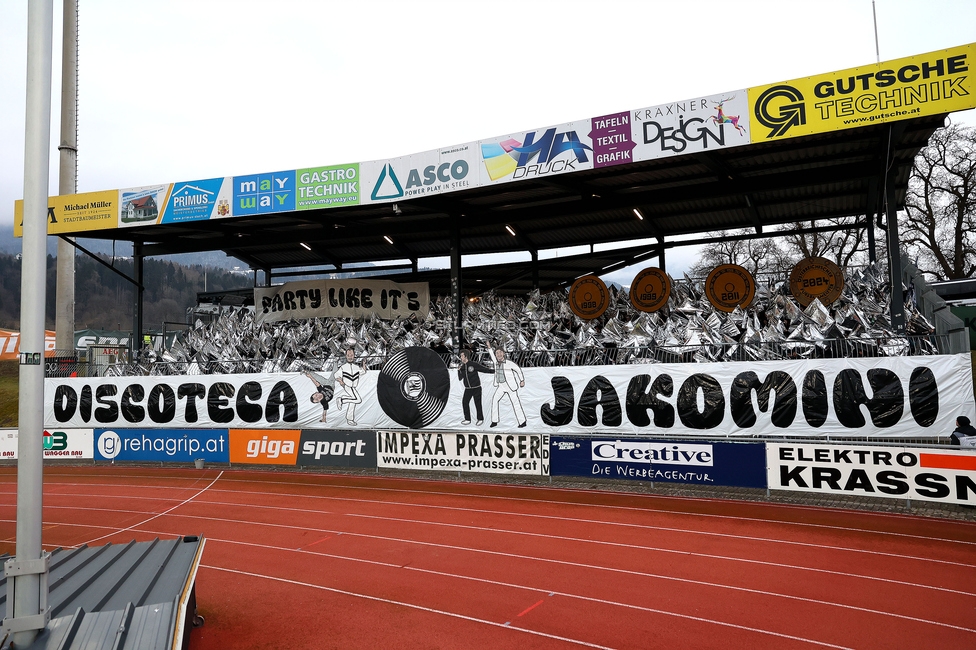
[253,279,429,324]
[93,428,229,462]
[631,91,751,163]
[767,443,976,505]
[159,177,233,223]
[298,430,376,468]
[229,429,301,465]
[14,190,119,237]
[46,353,975,438]
[360,143,478,204]
[118,184,170,227]
[376,430,549,475]
[0,329,57,361]
[297,164,361,209]
[748,43,976,142]
[232,170,296,216]
[0,429,94,460]
[550,437,766,487]
[477,120,594,185]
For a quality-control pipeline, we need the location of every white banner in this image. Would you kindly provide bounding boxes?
[0,428,94,460]
[45,353,974,438]
[477,120,594,186]
[360,143,479,204]
[253,279,429,325]
[376,430,548,475]
[767,443,976,505]
[631,91,752,162]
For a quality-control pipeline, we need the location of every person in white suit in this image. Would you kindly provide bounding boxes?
[334,348,366,426]
[488,347,526,428]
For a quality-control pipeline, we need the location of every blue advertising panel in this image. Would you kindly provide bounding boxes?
[549,437,766,488]
[233,170,296,215]
[161,177,228,223]
[94,428,229,462]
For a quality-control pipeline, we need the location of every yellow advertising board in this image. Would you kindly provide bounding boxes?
[748,43,976,141]
[13,189,118,237]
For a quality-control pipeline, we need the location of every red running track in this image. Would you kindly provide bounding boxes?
[0,466,974,649]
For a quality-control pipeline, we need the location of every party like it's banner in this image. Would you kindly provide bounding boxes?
[253,279,429,324]
[45,352,974,440]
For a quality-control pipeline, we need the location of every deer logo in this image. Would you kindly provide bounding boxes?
[710,96,746,135]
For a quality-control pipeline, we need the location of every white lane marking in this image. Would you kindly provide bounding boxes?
[201,564,618,650]
[79,470,224,545]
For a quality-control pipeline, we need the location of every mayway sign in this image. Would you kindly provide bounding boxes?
[550,436,766,487]
[377,431,549,475]
[253,279,429,324]
[768,443,976,505]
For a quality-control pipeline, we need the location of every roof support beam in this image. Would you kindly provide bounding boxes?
[695,152,762,233]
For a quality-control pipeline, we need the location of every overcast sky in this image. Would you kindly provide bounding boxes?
[1,0,974,279]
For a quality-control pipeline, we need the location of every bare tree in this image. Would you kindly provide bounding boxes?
[776,217,869,269]
[688,229,785,277]
[901,122,976,280]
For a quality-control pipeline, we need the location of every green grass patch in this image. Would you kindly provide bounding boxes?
[0,361,17,428]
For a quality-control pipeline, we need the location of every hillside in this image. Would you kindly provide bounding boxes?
[0,228,245,270]
[0,251,252,331]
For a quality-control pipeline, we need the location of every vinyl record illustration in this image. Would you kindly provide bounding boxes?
[377,347,450,428]
[569,275,610,319]
[704,264,756,312]
[789,256,845,307]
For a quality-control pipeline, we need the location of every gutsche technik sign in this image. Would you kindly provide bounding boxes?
[45,354,974,438]
[18,43,974,236]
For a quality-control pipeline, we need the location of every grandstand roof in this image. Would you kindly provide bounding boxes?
[102,116,942,286]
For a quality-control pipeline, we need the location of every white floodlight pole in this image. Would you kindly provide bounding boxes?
[6,0,55,646]
[55,0,78,353]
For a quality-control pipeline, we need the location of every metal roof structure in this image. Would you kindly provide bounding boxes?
[86,117,942,280]
[0,537,205,650]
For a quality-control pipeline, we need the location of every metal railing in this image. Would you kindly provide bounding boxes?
[54,334,952,377]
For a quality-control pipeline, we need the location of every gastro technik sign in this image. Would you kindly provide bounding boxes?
[768,443,976,505]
